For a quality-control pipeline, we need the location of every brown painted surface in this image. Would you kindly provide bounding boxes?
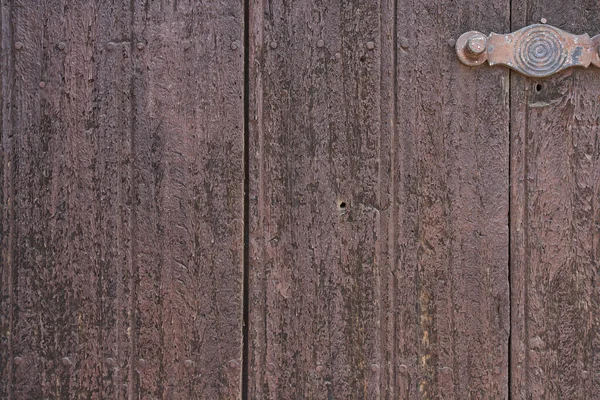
[3,0,600,399]
[510,1,600,399]
[1,1,244,399]
[247,0,509,398]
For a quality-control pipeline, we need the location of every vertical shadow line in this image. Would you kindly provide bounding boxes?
[242,0,251,398]
[507,1,513,399]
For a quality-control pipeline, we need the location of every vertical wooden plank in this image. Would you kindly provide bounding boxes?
[3,1,64,397]
[510,2,600,398]
[129,1,244,399]
[248,1,383,397]
[0,2,14,398]
[249,1,510,399]
[3,1,136,398]
[1,1,244,399]
[393,2,510,398]
[93,4,137,399]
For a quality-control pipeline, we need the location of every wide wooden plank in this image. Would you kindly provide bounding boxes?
[1,1,244,399]
[510,2,600,398]
[248,0,510,398]
[0,2,132,398]
[129,1,244,399]
[393,3,511,398]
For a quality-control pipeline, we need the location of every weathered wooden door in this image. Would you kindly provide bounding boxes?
[1,0,599,399]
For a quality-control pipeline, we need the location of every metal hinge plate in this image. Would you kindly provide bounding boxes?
[456,24,600,77]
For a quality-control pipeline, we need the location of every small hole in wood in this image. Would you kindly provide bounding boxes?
[535,83,543,92]
[339,201,347,209]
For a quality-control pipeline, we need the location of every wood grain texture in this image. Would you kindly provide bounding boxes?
[248,0,510,398]
[0,1,244,399]
[130,1,244,399]
[510,1,600,398]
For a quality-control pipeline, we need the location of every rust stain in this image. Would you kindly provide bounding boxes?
[418,289,434,399]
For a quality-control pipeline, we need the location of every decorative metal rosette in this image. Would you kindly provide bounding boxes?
[455,23,600,77]
[511,25,567,77]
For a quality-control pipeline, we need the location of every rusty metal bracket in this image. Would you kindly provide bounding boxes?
[456,24,600,77]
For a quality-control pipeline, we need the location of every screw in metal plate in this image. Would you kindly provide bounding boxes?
[466,34,487,56]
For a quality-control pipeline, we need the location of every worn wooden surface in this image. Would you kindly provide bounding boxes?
[247,0,510,398]
[510,1,600,398]
[3,0,600,399]
[0,1,244,399]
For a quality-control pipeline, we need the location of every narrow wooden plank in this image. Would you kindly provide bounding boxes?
[0,2,15,398]
[510,2,600,398]
[92,4,137,399]
[393,2,510,398]
[129,2,244,399]
[248,0,510,398]
[4,1,60,397]
[3,1,135,398]
[248,1,383,397]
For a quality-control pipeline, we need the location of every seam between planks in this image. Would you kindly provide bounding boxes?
[242,0,251,398]
[508,69,513,400]
[508,2,513,398]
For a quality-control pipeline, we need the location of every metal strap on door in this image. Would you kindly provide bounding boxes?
[456,23,600,77]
